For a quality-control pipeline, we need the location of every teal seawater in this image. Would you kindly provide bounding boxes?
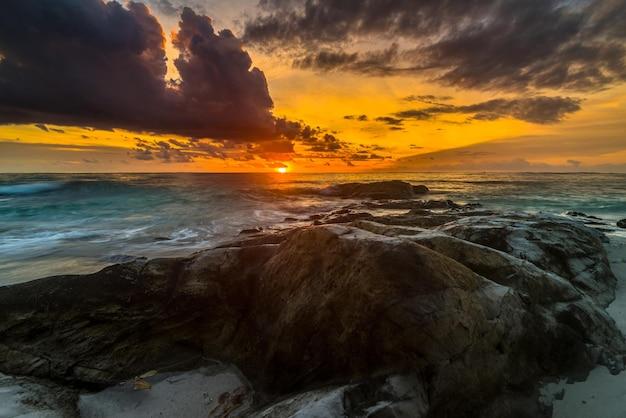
[1,172,625,284]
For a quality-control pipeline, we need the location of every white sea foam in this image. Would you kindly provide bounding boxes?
[0,181,66,195]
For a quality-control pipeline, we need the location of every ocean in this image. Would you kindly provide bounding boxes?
[1,172,625,285]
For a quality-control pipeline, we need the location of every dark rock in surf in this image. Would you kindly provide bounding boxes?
[618,219,626,229]
[421,199,460,209]
[153,236,171,241]
[566,211,602,220]
[320,180,425,200]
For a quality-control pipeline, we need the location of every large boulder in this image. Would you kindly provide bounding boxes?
[320,180,426,199]
[248,225,506,396]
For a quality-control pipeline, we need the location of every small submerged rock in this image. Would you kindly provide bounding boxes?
[153,236,172,241]
[412,184,429,194]
[618,219,626,229]
[239,227,264,235]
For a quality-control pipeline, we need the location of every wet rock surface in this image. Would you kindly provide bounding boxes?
[0,193,624,417]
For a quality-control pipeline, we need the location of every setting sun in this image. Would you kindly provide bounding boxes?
[276,167,287,174]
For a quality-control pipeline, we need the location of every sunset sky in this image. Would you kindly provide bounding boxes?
[1,0,625,172]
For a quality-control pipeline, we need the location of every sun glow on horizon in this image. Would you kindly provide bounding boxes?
[276,166,288,174]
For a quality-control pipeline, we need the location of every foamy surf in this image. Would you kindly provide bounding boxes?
[0,181,66,195]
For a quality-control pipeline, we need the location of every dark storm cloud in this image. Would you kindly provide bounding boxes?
[349,152,385,161]
[403,95,453,105]
[245,0,626,91]
[293,44,406,75]
[125,116,356,163]
[344,114,368,121]
[307,133,345,152]
[131,137,227,162]
[392,110,432,121]
[391,96,582,124]
[131,148,156,161]
[0,1,276,141]
[255,139,296,154]
[294,50,358,71]
[273,117,349,153]
[152,141,195,162]
[245,0,486,44]
[375,116,404,127]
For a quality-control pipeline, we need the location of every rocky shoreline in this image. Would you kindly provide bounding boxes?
[1,181,624,418]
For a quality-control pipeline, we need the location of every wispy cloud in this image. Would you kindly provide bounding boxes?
[245,0,626,92]
[391,96,582,124]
